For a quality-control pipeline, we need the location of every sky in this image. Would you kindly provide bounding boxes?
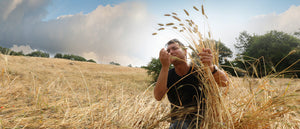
[1,0,300,67]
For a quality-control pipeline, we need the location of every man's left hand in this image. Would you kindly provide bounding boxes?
[198,48,214,70]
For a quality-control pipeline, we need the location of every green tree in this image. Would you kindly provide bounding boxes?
[54,53,63,58]
[87,59,96,63]
[234,31,254,55]
[62,54,86,61]
[0,46,10,54]
[10,51,24,56]
[216,41,233,64]
[26,51,49,58]
[142,58,162,83]
[109,61,120,66]
[294,28,300,38]
[234,30,300,77]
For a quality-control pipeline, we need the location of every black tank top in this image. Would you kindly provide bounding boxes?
[167,67,206,121]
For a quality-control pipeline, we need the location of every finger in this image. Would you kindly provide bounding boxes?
[200,57,212,61]
[198,52,207,57]
[198,52,212,56]
[159,48,164,54]
[200,54,213,57]
[200,59,212,64]
[160,50,170,59]
[160,49,168,55]
[160,48,167,53]
[198,53,213,58]
[202,48,212,54]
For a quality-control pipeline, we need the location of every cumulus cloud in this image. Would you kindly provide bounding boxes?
[248,5,300,34]
[0,0,157,66]
[11,45,34,54]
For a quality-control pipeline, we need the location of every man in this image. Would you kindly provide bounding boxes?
[154,39,229,129]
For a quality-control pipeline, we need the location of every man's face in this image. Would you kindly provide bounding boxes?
[166,43,186,64]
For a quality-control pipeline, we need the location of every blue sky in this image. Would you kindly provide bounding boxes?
[45,0,300,18]
[1,0,300,66]
[44,0,300,21]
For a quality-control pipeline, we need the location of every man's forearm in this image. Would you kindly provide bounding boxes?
[213,69,229,87]
[154,66,169,101]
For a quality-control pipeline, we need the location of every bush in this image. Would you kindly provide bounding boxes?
[54,53,63,58]
[110,61,120,66]
[26,51,49,58]
[62,54,87,62]
[87,59,96,63]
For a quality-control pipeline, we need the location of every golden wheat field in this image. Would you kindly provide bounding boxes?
[0,54,299,128]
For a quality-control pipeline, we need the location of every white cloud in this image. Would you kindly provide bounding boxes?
[82,51,99,63]
[10,45,34,54]
[0,0,158,66]
[248,5,300,34]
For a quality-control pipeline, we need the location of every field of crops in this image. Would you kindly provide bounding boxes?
[0,55,299,128]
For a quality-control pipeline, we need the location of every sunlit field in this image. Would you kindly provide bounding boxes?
[0,54,299,128]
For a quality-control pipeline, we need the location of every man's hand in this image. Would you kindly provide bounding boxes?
[159,48,171,67]
[198,48,229,86]
[198,48,213,67]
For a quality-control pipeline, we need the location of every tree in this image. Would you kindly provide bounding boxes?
[234,31,254,55]
[216,41,233,64]
[0,46,10,54]
[55,53,97,63]
[10,51,24,56]
[294,28,300,38]
[26,51,49,58]
[87,59,96,63]
[54,53,63,58]
[142,58,162,83]
[234,30,300,77]
[62,54,87,61]
[109,61,120,66]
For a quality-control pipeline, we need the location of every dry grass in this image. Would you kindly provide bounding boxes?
[0,54,299,128]
[0,54,169,128]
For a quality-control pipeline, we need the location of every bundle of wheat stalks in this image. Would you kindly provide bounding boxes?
[152,4,300,129]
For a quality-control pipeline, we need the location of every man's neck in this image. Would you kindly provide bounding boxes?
[174,63,190,76]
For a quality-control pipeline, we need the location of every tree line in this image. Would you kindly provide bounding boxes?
[143,30,300,82]
[0,47,96,63]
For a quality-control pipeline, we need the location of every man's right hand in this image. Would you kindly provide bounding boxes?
[159,48,171,67]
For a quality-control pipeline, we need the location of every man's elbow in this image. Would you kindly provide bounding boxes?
[220,80,229,87]
[154,94,163,101]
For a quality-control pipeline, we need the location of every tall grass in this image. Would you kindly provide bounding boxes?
[0,54,168,128]
[0,54,299,128]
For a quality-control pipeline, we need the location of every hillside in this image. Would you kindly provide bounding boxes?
[0,54,165,128]
[0,54,299,128]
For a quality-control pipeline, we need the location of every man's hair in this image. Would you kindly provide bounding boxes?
[165,39,185,48]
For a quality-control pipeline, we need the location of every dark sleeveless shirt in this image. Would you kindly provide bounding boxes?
[167,67,206,121]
